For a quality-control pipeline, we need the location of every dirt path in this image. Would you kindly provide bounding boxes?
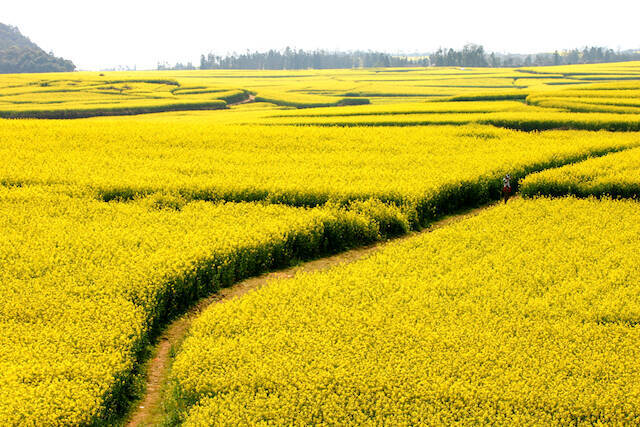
[228,93,256,107]
[125,201,497,426]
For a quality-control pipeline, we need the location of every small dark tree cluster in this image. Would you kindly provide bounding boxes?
[430,44,489,67]
[157,61,196,70]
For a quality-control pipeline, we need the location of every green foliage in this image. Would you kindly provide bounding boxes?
[337,98,371,106]
[0,23,75,73]
[0,100,227,119]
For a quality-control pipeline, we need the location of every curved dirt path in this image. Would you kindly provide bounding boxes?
[125,201,498,426]
[228,93,256,107]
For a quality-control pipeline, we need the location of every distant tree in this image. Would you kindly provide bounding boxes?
[489,52,500,67]
[534,54,547,66]
[566,49,580,64]
[461,44,488,67]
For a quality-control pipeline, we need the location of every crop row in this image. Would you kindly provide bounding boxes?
[521,146,640,198]
[0,100,228,119]
[2,120,639,227]
[259,110,640,131]
[265,100,541,118]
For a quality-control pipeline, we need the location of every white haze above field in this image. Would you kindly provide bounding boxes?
[4,0,640,70]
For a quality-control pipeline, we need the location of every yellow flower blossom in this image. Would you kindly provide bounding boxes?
[0,186,378,425]
[172,198,640,425]
[522,146,640,198]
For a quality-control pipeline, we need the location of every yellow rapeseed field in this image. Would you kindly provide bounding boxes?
[526,81,640,114]
[1,60,640,425]
[2,119,639,226]
[521,146,640,198]
[0,185,382,425]
[1,61,639,118]
[172,197,640,425]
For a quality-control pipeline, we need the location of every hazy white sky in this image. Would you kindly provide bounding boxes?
[3,0,639,70]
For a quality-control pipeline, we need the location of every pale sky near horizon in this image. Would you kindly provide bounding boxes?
[3,0,639,70]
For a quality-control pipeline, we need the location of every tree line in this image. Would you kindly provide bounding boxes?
[431,44,640,67]
[196,48,414,70]
[159,44,640,70]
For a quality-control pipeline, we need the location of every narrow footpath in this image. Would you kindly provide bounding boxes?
[125,201,499,426]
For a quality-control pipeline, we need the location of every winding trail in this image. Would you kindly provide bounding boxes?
[125,201,500,426]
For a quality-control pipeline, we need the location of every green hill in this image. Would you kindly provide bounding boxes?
[0,23,75,73]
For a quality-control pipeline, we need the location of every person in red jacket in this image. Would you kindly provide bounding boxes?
[502,174,512,204]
